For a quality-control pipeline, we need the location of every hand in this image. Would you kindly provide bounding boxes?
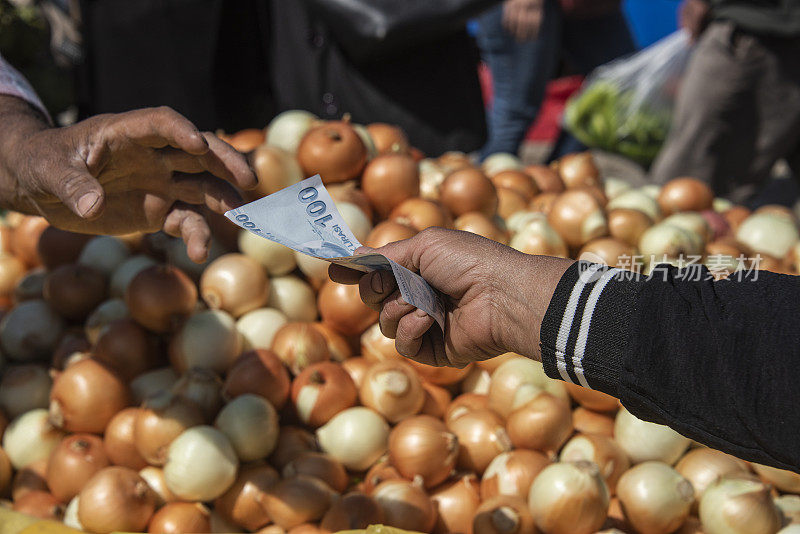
[679,0,711,43]
[0,101,256,262]
[502,0,544,42]
[329,227,573,368]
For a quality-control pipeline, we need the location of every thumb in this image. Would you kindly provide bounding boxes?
[54,169,106,219]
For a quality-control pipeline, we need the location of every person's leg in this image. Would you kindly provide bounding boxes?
[475,0,561,158]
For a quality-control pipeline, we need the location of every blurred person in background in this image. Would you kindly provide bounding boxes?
[475,0,636,160]
[650,0,800,202]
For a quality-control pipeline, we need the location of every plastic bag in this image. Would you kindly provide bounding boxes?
[564,31,692,165]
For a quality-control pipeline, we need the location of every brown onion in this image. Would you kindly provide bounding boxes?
[472,495,537,534]
[318,281,379,336]
[421,382,451,419]
[1,299,65,362]
[548,189,608,248]
[104,408,148,470]
[46,434,109,502]
[200,253,270,318]
[78,466,157,533]
[51,331,91,371]
[269,426,319,471]
[49,358,130,433]
[565,382,619,412]
[529,192,560,215]
[445,393,489,424]
[228,129,266,152]
[365,221,418,249]
[373,479,437,533]
[447,408,512,474]
[506,392,572,455]
[11,216,47,268]
[526,165,565,194]
[297,121,367,184]
[390,198,452,231]
[657,177,714,216]
[135,392,204,466]
[430,474,481,534]
[215,463,280,531]
[407,359,472,386]
[36,227,92,270]
[360,460,404,495]
[481,449,550,501]
[362,153,420,218]
[271,322,330,375]
[247,144,304,199]
[311,323,353,362]
[361,322,404,364]
[13,490,64,520]
[676,448,748,513]
[617,461,694,534]
[367,123,410,154]
[497,188,530,220]
[126,266,197,333]
[608,208,654,247]
[264,474,334,529]
[291,362,358,427]
[93,319,159,381]
[388,415,458,488]
[360,360,425,423]
[440,168,498,217]
[283,452,348,493]
[172,368,224,421]
[723,206,751,233]
[454,212,509,243]
[321,491,385,531]
[130,367,178,405]
[341,357,372,389]
[560,433,630,495]
[573,407,615,437]
[492,171,539,201]
[558,152,602,189]
[43,264,107,321]
[0,364,51,419]
[223,349,291,410]
[148,502,211,534]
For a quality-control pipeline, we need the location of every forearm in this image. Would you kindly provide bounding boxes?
[540,262,800,471]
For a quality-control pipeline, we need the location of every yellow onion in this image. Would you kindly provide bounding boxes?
[578,238,640,270]
[214,393,280,461]
[271,322,330,376]
[312,322,353,362]
[43,263,108,321]
[639,223,703,263]
[616,461,694,534]
[360,460,404,495]
[248,144,304,198]
[361,322,404,363]
[573,407,615,437]
[147,502,211,534]
[93,318,160,381]
[564,382,619,412]
[361,153,420,218]
[548,189,608,248]
[134,391,204,466]
[13,491,64,521]
[224,349,291,410]
[615,407,690,465]
[236,307,288,351]
[488,357,568,418]
[526,165,565,194]
[297,120,367,184]
[699,475,782,534]
[557,152,602,189]
[491,170,539,201]
[238,230,297,276]
[774,494,800,525]
[367,122,410,155]
[440,168,498,218]
[445,393,490,424]
[268,275,318,322]
[421,381,451,419]
[454,212,509,243]
[0,364,51,419]
[390,198,452,231]
[316,407,389,471]
[509,215,568,257]
[430,474,481,534]
[497,188,531,219]
[125,265,196,333]
[388,415,458,487]
[483,153,523,176]
[373,479,437,533]
[506,392,573,455]
[737,212,800,259]
[46,434,110,502]
[283,451,348,493]
[608,190,662,222]
[103,408,148,470]
[559,433,630,494]
[365,220,418,249]
[447,408,512,475]
[77,466,157,534]
[291,362,358,427]
[200,253,270,318]
[473,495,537,534]
[321,491,385,532]
[170,310,242,374]
[481,449,550,501]
[0,447,12,496]
[329,181,374,221]
[462,365,492,395]
[263,474,335,529]
[359,360,425,423]
[215,463,280,531]
[675,448,748,510]
[608,208,654,247]
[657,177,714,216]
[163,426,238,501]
[11,458,49,500]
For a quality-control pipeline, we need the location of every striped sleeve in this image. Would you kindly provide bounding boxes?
[539,261,642,397]
[0,54,50,122]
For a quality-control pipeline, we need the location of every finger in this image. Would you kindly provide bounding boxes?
[394,309,436,360]
[199,132,258,191]
[359,270,397,311]
[170,174,244,213]
[51,166,107,220]
[329,264,363,285]
[379,291,415,339]
[122,106,209,155]
[162,202,211,263]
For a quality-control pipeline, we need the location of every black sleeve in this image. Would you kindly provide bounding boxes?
[539,261,800,472]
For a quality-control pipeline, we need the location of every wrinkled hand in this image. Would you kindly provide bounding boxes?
[6,106,256,262]
[502,0,544,42]
[679,0,711,42]
[330,227,572,368]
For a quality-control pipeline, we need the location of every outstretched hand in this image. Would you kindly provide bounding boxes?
[329,227,573,368]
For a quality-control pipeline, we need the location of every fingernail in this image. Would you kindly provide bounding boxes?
[415,309,428,318]
[371,272,383,294]
[77,192,100,217]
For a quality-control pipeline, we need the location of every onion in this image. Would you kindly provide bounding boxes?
[11,458,49,500]
[316,407,389,471]
[528,461,610,534]
[406,360,471,387]
[663,212,711,247]
[421,381,451,419]
[419,159,447,201]
[447,408,512,474]
[248,144,304,199]
[329,181,374,221]
[215,394,279,461]
[267,276,319,322]
[210,510,247,533]
[283,451,348,493]
[335,200,373,244]
[135,391,204,466]
[63,496,83,530]
[774,494,800,525]
[109,255,156,298]
[578,238,639,270]
[675,448,748,510]
[699,475,781,534]
[93,318,159,381]
[266,110,318,154]
[170,310,242,374]
[445,393,489,423]
[49,358,129,433]
[78,466,156,533]
[238,232,296,278]
[657,178,714,216]
[0,447,11,496]
[473,495,536,534]
[488,357,568,418]
[548,189,608,248]
[361,322,404,363]
[608,190,662,222]
[497,188,530,219]
[440,168,498,217]
[10,216,47,267]
[78,236,129,276]
[172,368,224,421]
[560,433,630,494]
[321,491,385,531]
[365,220,418,248]
[438,151,473,171]
[201,254,270,318]
[50,330,90,370]
[13,267,46,302]
[215,463,279,531]
[430,474,480,534]
[614,407,690,465]
[362,153,420,218]
[641,184,662,199]
[237,307,288,350]
[139,466,177,506]
[292,362,358,427]
[390,198,451,231]
[36,227,92,270]
[312,322,353,362]
[367,123,410,154]
[126,266,197,333]
[297,120,367,184]
[388,415,458,487]
[270,426,319,471]
[752,463,800,493]
[360,360,425,423]
[341,358,372,390]
[104,408,148,470]
[506,392,573,454]
[0,254,24,300]
[0,364,51,419]
[148,502,211,534]
[164,426,238,501]
[318,280,379,336]
[604,177,632,200]
[84,298,129,344]
[228,128,266,152]
[271,322,330,375]
[510,215,568,256]
[482,153,522,176]
[264,475,335,529]
[491,171,539,202]
[360,460,404,495]
[462,365,492,395]
[0,299,64,362]
[224,349,291,410]
[737,212,800,258]
[13,490,64,520]
[454,212,509,243]
[564,382,619,412]
[45,434,109,503]
[526,165,565,194]
[608,208,654,247]
[130,367,178,404]
[558,152,602,189]
[373,479,437,532]
[295,253,332,282]
[724,206,751,233]
[481,449,550,501]
[639,223,703,263]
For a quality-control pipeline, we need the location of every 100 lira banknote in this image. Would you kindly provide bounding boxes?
[225,175,446,329]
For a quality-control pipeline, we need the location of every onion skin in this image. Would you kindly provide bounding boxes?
[445,393,489,424]
[388,415,459,488]
[135,393,204,466]
[270,426,320,471]
[264,474,334,530]
[675,448,748,512]
[373,479,438,533]
[297,121,367,184]
[506,392,573,455]
[126,266,197,333]
[321,491,385,531]
[559,433,630,495]
[291,362,358,427]
[78,466,157,534]
[49,358,130,433]
[365,220,418,249]
[318,281,379,336]
[312,323,353,362]
[616,461,694,534]
[283,451,348,493]
[440,168,499,217]
[390,198,452,231]
[92,318,160,381]
[147,502,211,534]
[361,322,405,364]
[447,408,512,475]
[430,474,481,534]
[367,123,410,154]
[557,152,602,189]
[564,382,619,412]
[103,408,148,470]
[526,165,565,194]
[471,495,537,534]
[200,253,270,318]
[360,360,425,423]
[481,449,550,501]
[215,463,280,531]
[657,177,714,216]
[271,322,331,376]
[44,264,107,321]
[13,490,64,520]
[46,434,110,502]
[699,475,782,534]
[223,349,291,410]
[362,153,420,218]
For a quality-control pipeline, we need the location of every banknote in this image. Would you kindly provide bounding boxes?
[224,175,446,330]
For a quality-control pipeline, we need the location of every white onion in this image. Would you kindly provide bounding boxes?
[0,364,51,418]
[164,426,239,501]
[317,407,389,471]
[0,300,65,362]
[295,252,330,281]
[641,184,661,199]
[509,216,568,257]
[488,357,568,418]
[110,255,157,298]
[85,298,129,344]
[171,310,242,373]
[639,223,703,263]
[78,236,130,275]
[236,307,288,350]
[608,190,662,222]
[2,409,65,469]
[214,394,279,461]
[616,461,694,534]
[130,367,179,404]
[483,153,523,176]
[614,407,690,465]
[64,496,83,530]
[266,110,318,153]
[419,159,446,200]
[267,276,318,322]
[335,201,373,243]
[506,211,544,234]
[238,230,297,276]
[605,178,632,200]
[737,213,800,258]
[700,475,782,534]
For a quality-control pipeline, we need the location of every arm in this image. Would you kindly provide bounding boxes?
[331,227,800,471]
